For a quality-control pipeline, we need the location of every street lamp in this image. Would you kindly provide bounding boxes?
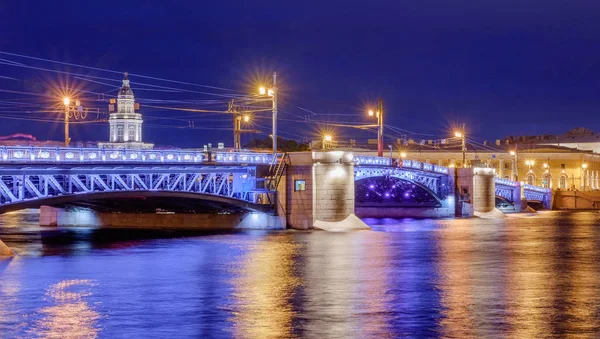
[509,150,519,181]
[258,72,277,156]
[367,99,384,157]
[62,96,72,147]
[243,115,250,123]
[525,160,535,172]
[454,129,466,167]
[582,163,588,190]
[323,134,332,150]
[400,151,407,158]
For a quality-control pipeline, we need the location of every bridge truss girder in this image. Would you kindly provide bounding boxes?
[354,167,446,199]
[0,166,261,208]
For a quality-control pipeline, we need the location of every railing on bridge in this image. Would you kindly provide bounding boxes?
[0,146,277,165]
[353,155,449,174]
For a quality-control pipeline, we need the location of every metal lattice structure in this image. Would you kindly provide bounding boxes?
[0,165,266,211]
[494,178,551,202]
[354,166,449,199]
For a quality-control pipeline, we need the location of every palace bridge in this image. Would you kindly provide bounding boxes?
[0,146,552,230]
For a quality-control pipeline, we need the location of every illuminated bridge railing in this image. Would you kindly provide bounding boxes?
[353,155,449,175]
[495,178,519,187]
[353,155,391,166]
[0,146,277,165]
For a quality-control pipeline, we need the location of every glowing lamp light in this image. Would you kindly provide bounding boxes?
[259,87,266,95]
[63,97,70,106]
[267,89,274,96]
[400,152,407,158]
[510,150,516,156]
[454,131,462,138]
[243,115,250,122]
[368,110,374,116]
[324,135,332,142]
[582,163,588,169]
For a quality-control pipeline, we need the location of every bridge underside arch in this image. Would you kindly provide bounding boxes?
[0,191,272,214]
[355,176,442,208]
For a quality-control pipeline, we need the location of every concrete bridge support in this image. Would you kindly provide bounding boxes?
[283,152,359,230]
[457,167,499,216]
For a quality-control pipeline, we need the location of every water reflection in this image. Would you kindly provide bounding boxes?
[229,235,300,338]
[30,279,100,339]
[1,211,600,337]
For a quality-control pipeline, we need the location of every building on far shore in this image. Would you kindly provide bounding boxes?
[98,73,153,150]
[323,127,600,192]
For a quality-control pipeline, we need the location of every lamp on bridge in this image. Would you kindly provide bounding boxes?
[453,126,466,168]
[257,72,278,157]
[509,150,518,181]
[323,134,333,150]
[367,99,384,157]
[525,160,535,172]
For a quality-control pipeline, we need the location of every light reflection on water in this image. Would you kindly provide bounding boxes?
[1,211,600,337]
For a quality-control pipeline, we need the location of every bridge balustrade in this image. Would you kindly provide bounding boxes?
[0,146,276,165]
[353,155,449,174]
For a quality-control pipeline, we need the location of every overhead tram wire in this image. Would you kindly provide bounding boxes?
[0,51,244,93]
[0,61,245,99]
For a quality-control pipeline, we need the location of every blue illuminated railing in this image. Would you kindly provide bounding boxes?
[0,146,277,165]
[523,184,551,193]
[495,178,519,187]
[495,178,551,193]
[353,155,391,166]
[353,155,449,174]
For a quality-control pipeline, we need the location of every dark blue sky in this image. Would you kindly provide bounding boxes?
[1,1,599,147]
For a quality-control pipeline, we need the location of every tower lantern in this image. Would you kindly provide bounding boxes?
[99,73,153,150]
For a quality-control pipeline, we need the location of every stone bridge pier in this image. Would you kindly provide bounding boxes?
[282,151,356,230]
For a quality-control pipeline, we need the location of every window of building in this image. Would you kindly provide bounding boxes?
[559,174,568,189]
[504,163,511,170]
[294,180,306,191]
[117,126,124,139]
[128,126,135,141]
[526,173,535,186]
[542,173,552,188]
[561,164,566,169]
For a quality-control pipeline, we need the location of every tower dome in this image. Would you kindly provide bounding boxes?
[118,72,134,97]
[98,72,153,150]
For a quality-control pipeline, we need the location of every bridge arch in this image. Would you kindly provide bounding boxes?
[355,176,443,208]
[0,190,271,214]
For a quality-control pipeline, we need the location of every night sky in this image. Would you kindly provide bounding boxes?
[1,1,599,147]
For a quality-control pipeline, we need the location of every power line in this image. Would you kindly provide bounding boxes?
[0,51,243,93]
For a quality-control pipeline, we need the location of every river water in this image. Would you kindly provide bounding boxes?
[1,210,600,338]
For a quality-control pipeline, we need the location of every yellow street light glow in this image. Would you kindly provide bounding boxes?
[267,89,274,96]
[454,131,462,138]
[324,135,332,142]
[368,110,374,116]
[243,115,250,122]
[509,150,516,156]
[449,164,455,168]
[582,163,588,169]
[259,87,266,95]
[400,152,407,158]
[63,97,70,106]
[543,163,548,168]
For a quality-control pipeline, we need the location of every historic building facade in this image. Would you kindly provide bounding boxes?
[99,73,153,150]
[374,147,600,192]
